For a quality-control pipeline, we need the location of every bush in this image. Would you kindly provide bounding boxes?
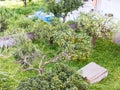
[32,19,92,60]
[78,13,113,47]
[31,20,52,44]
[16,63,88,90]
[31,20,92,61]
[53,22,92,61]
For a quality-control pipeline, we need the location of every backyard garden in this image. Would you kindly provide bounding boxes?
[0,0,120,90]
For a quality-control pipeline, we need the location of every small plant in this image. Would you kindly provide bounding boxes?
[16,63,88,90]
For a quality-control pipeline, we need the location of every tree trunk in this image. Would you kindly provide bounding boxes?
[49,36,54,46]
[92,35,98,48]
[62,13,67,23]
[24,0,27,7]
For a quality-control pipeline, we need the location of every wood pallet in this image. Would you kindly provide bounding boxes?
[78,62,108,84]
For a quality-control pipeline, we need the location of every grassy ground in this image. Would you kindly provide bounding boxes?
[0,0,41,8]
[87,39,120,90]
[66,38,120,90]
[0,1,23,8]
[0,1,120,90]
[1,38,120,90]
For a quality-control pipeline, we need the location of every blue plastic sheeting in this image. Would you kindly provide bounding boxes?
[28,9,54,23]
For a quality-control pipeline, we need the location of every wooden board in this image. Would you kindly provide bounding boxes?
[78,62,108,84]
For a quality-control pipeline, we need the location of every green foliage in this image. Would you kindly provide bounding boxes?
[12,2,41,15]
[0,7,13,18]
[31,21,53,44]
[2,2,120,90]
[78,13,114,47]
[78,13,113,38]
[13,41,40,68]
[0,16,7,32]
[0,7,10,33]
[0,74,14,90]
[52,21,92,60]
[17,63,88,90]
[30,19,92,61]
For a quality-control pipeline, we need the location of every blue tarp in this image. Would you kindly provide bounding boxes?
[28,8,54,23]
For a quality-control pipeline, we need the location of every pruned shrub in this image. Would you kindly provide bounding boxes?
[16,63,88,90]
[13,41,40,68]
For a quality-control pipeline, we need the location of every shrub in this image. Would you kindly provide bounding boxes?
[29,20,54,45]
[16,63,88,90]
[32,19,92,61]
[31,20,92,61]
[53,22,92,61]
[78,13,113,48]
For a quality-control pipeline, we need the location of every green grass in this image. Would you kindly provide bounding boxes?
[0,0,41,8]
[66,38,120,90]
[1,1,120,89]
[1,38,120,90]
[87,39,120,90]
[0,1,23,8]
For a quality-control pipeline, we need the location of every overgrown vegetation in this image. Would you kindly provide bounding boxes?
[78,13,114,48]
[17,63,88,90]
[0,0,120,90]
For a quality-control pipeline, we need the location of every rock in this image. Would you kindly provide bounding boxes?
[78,62,108,84]
[112,32,120,44]
[0,32,35,48]
[26,32,35,40]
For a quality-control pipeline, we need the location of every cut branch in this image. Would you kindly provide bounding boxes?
[22,51,70,74]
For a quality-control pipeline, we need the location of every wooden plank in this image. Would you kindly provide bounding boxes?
[78,62,108,84]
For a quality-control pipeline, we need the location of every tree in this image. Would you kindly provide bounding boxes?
[52,21,92,61]
[23,0,27,7]
[44,0,84,22]
[78,13,113,48]
[23,0,32,7]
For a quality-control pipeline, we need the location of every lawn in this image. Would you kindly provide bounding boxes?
[1,39,120,90]
[0,0,39,8]
[61,38,120,90]
[0,1,120,90]
[0,1,23,8]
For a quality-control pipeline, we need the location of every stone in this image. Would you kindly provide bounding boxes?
[0,32,34,48]
[78,62,108,84]
[112,32,120,44]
